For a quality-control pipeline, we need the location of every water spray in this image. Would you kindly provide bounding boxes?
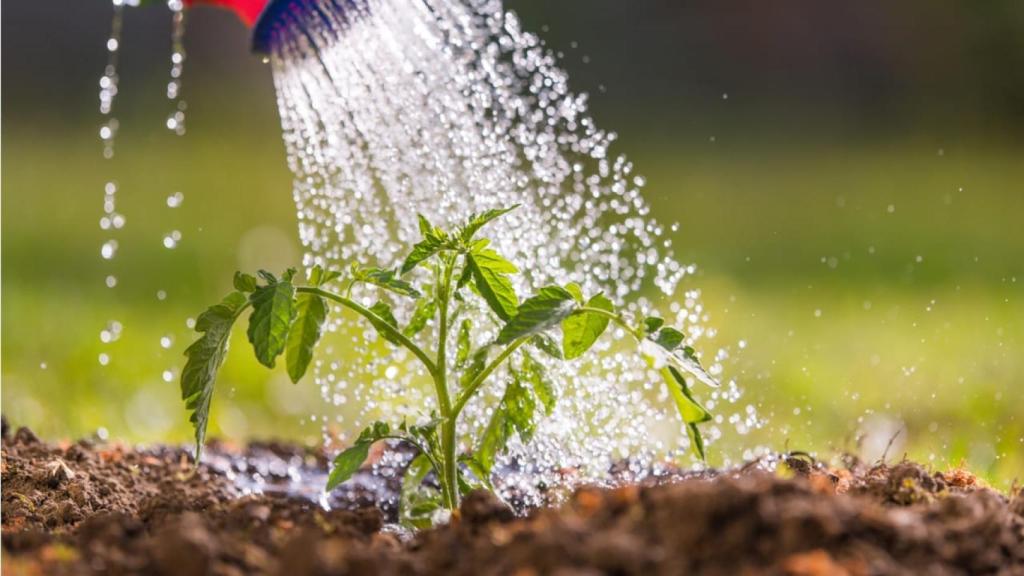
[114,0,756,501]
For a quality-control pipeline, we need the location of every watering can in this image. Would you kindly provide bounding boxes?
[184,0,268,26]
[186,0,328,53]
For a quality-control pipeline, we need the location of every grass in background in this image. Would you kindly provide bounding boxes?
[3,130,1021,488]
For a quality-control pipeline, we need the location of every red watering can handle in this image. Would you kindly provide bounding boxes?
[184,0,269,27]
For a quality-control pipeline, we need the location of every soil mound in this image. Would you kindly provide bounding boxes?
[3,424,1022,575]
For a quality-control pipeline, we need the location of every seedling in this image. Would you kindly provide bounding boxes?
[181,207,716,524]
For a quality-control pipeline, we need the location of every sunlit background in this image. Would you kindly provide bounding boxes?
[2,1,1022,487]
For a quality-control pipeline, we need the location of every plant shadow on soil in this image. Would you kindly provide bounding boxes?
[2,416,1023,576]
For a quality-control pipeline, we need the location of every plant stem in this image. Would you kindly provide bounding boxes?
[452,307,636,424]
[576,306,643,340]
[452,336,529,417]
[434,257,460,509]
[296,287,439,377]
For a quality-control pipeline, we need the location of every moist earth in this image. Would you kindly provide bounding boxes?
[3,419,1022,576]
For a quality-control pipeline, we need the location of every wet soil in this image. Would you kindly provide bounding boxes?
[3,420,1022,576]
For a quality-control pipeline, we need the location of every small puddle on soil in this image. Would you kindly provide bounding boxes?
[203,439,745,527]
[202,442,413,517]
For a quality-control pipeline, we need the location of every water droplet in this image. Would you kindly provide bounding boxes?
[105,275,118,288]
[162,369,175,382]
[160,335,174,349]
[162,231,180,249]
[100,240,118,260]
[98,353,111,366]
[166,192,184,207]
[164,1,188,135]
[156,290,168,301]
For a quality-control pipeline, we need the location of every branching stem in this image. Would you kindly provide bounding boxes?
[296,287,439,377]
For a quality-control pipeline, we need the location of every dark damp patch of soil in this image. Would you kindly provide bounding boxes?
[3,422,1023,576]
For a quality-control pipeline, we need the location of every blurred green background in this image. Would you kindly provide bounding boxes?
[2,1,1022,487]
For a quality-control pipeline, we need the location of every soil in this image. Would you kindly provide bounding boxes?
[3,418,1022,576]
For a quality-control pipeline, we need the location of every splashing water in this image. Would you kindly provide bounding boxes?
[264,0,762,500]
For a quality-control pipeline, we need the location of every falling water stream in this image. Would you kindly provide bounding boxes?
[96,0,189,373]
[265,0,762,503]
[92,0,764,508]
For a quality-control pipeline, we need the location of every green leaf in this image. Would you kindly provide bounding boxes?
[402,216,449,275]
[369,301,402,346]
[417,213,433,236]
[460,454,495,492]
[505,377,538,443]
[457,205,518,242]
[456,257,474,291]
[181,291,248,459]
[687,423,706,462]
[476,377,537,476]
[326,421,390,491]
[665,367,712,424]
[496,286,576,345]
[401,238,445,275]
[667,347,720,389]
[403,297,437,337]
[471,248,517,274]
[457,469,483,496]
[653,327,686,351]
[459,345,492,387]
[659,366,710,462]
[522,352,556,415]
[530,334,564,360]
[352,265,421,298]
[247,279,296,368]
[564,282,584,303]
[643,316,665,335]
[308,264,343,287]
[562,293,614,359]
[466,249,519,321]
[400,416,442,459]
[233,272,258,293]
[285,292,328,383]
[399,453,442,529]
[455,319,472,368]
